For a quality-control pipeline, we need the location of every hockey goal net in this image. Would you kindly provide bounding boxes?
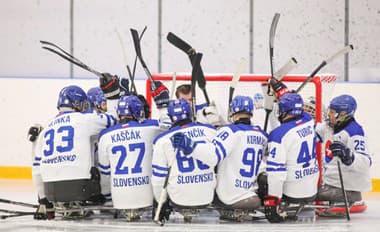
[146,73,337,183]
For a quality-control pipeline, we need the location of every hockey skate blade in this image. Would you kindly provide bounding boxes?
[296,208,316,222]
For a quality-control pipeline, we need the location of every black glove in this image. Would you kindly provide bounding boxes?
[151,81,169,109]
[330,141,355,166]
[263,195,285,223]
[27,124,43,142]
[99,73,120,99]
[137,94,150,119]
[119,78,130,97]
[269,78,291,98]
[34,197,55,220]
[257,172,268,202]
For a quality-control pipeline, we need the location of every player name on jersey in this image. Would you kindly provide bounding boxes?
[177,172,214,184]
[247,135,266,145]
[48,115,70,127]
[113,175,150,187]
[111,129,142,143]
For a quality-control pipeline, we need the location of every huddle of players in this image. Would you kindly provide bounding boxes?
[29,74,371,223]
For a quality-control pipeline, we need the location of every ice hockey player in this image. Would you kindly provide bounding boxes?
[151,98,217,223]
[316,94,371,215]
[32,73,122,217]
[97,95,166,221]
[87,87,107,113]
[211,95,268,221]
[174,84,224,126]
[262,92,319,223]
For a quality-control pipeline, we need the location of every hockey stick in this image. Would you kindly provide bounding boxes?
[0,209,34,219]
[153,152,179,226]
[262,57,298,132]
[40,40,103,78]
[191,53,203,122]
[130,27,157,90]
[0,198,38,208]
[166,32,210,105]
[170,72,177,99]
[115,28,137,94]
[228,58,247,121]
[295,45,353,93]
[263,13,280,132]
[337,160,351,221]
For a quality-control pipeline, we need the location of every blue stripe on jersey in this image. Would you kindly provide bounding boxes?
[213,140,227,162]
[344,120,365,137]
[153,170,168,177]
[99,119,159,138]
[33,163,40,166]
[267,161,285,167]
[98,163,110,170]
[34,157,41,161]
[153,122,215,144]
[268,113,312,143]
[267,167,287,172]
[152,164,169,171]
[101,171,111,175]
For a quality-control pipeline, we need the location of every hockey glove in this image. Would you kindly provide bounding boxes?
[170,132,196,155]
[329,141,355,166]
[197,102,223,127]
[119,78,130,97]
[34,197,55,220]
[100,73,120,100]
[151,81,170,109]
[263,195,286,223]
[269,78,291,98]
[261,82,276,111]
[27,124,43,142]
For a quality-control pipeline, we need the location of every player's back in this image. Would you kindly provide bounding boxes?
[36,111,115,182]
[98,119,163,209]
[215,123,268,205]
[267,113,319,199]
[152,122,217,207]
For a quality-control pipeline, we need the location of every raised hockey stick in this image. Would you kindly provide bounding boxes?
[295,45,354,93]
[337,160,351,221]
[166,32,210,105]
[115,28,137,94]
[170,71,177,99]
[262,57,298,132]
[228,58,247,121]
[191,53,203,122]
[0,198,38,208]
[40,40,103,78]
[130,27,157,91]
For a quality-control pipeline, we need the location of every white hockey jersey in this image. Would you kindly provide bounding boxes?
[33,110,116,182]
[152,122,217,207]
[323,119,372,192]
[97,120,164,209]
[213,123,268,205]
[266,113,319,199]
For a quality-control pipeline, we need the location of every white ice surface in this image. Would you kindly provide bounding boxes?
[1,180,380,232]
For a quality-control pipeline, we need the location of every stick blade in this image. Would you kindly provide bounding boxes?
[167,32,194,55]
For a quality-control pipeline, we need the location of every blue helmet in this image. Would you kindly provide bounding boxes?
[117,95,144,120]
[167,98,192,122]
[87,87,106,110]
[57,85,88,111]
[278,93,303,119]
[230,95,254,116]
[329,94,356,118]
